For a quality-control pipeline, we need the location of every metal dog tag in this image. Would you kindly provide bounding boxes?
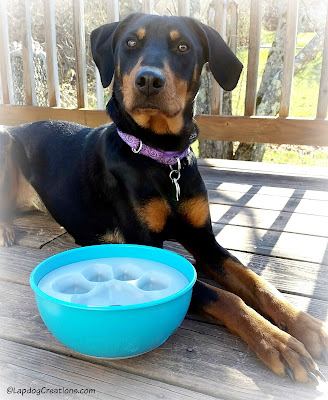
[169,158,181,202]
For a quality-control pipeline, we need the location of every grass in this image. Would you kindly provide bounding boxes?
[263,146,328,166]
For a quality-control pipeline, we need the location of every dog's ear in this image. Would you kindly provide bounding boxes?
[90,22,120,88]
[197,22,243,91]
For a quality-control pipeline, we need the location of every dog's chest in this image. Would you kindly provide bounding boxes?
[136,194,210,234]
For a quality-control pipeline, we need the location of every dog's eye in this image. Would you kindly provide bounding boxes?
[178,43,189,52]
[127,39,137,48]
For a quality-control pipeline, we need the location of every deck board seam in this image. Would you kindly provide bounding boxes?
[39,230,68,250]
[223,245,328,267]
[211,220,328,240]
[208,199,328,218]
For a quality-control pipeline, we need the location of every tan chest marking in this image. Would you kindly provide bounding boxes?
[137,198,170,233]
[179,195,210,228]
[101,228,125,244]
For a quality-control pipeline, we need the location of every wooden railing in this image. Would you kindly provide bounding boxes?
[0,0,327,145]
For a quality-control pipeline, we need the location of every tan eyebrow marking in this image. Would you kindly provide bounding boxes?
[170,30,181,41]
[136,28,146,40]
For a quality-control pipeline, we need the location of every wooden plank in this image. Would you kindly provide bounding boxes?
[196,115,328,146]
[212,223,328,264]
[0,0,13,104]
[0,280,326,400]
[208,203,328,237]
[0,343,100,400]
[105,0,120,102]
[244,0,262,116]
[0,70,3,104]
[228,1,238,53]
[95,66,104,110]
[0,245,58,286]
[178,0,190,17]
[0,339,218,400]
[141,0,154,14]
[21,0,37,106]
[43,0,60,107]
[205,181,328,201]
[230,250,328,302]
[0,105,110,127]
[208,189,328,216]
[317,5,328,119]
[72,0,87,108]
[108,0,119,22]
[198,158,328,179]
[199,167,328,192]
[41,232,80,252]
[0,370,92,400]
[279,0,299,117]
[211,0,225,115]
[11,211,65,248]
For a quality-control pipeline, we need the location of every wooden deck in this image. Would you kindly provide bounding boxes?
[1,159,328,400]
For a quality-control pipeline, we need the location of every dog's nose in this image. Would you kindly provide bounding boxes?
[135,68,166,96]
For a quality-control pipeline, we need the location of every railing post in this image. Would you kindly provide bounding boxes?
[279,0,299,117]
[0,0,13,105]
[229,1,238,53]
[108,0,119,22]
[178,0,190,17]
[244,0,262,116]
[142,0,154,14]
[101,0,120,109]
[21,0,37,106]
[43,0,60,107]
[211,0,226,115]
[317,4,328,119]
[73,0,88,109]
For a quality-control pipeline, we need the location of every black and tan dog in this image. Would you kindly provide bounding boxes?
[0,13,327,382]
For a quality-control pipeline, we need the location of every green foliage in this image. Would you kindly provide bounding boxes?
[263,147,328,166]
[290,50,322,118]
[261,30,275,44]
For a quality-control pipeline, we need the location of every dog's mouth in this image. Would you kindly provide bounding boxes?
[131,104,182,118]
[126,102,185,134]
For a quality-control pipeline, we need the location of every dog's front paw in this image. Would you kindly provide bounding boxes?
[278,310,328,365]
[243,309,326,383]
[0,223,15,246]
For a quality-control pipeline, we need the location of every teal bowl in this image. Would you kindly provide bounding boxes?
[30,244,197,358]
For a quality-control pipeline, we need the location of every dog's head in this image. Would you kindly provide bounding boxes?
[91,13,242,135]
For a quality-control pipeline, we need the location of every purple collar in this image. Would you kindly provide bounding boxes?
[117,128,191,166]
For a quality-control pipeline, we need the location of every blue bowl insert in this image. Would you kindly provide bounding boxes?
[30,244,197,358]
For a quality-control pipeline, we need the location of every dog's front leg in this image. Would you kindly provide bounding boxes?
[176,224,327,382]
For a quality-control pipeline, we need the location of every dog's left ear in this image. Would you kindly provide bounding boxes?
[91,22,120,88]
[197,22,243,91]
